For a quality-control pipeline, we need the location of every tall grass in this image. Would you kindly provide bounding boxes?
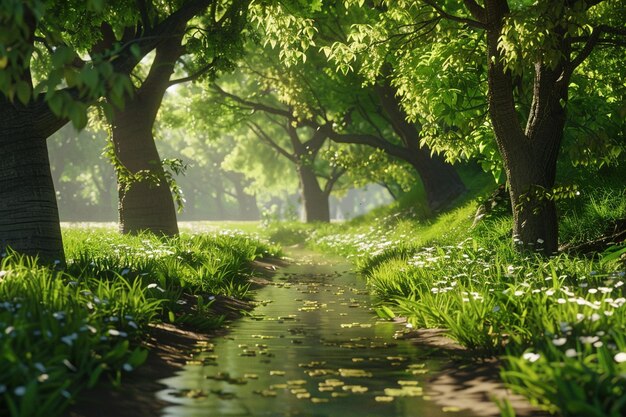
[0,228,281,417]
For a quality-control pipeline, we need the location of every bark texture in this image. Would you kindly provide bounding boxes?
[297,163,331,223]
[0,99,65,262]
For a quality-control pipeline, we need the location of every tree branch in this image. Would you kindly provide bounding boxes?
[326,130,411,163]
[568,26,603,74]
[247,121,297,163]
[211,83,294,119]
[136,0,153,32]
[356,96,387,140]
[302,125,331,155]
[323,165,346,195]
[111,0,214,74]
[462,0,486,22]
[168,59,217,86]
[421,0,486,29]
[568,24,626,75]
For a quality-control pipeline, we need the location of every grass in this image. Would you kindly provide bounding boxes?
[278,171,626,416]
[0,227,281,417]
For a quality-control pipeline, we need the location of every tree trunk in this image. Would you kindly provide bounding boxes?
[297,163,330,223]
[233,182,260,220]
[212,178,227,220]
[406,148,466,211]
[0,101,64,263]
[375,82,466,210]
[484,1,566,254]
[112,109,179,235]
[111,33,183,236]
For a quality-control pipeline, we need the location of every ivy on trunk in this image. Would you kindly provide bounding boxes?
[110,31,184,236]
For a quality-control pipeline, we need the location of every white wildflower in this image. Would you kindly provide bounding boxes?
[614,352,626,363]
[63,359,77,372]
[579,336,599,344]
[522,352,541,363]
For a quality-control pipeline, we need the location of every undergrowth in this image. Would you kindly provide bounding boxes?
[0,228,281,417]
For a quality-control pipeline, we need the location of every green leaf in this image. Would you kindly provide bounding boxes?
[47,92,64,115]
[64,68,78,87]
[127,348,149,367]
[375,305,395,319]
[81,67,99,91]
[69,102,88,130]
[130,43,141,58]
[600,245,626,264]
[88,364,107,388]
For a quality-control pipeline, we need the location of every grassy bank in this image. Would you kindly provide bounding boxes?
[0,228,280,417]
[270,184,626,416]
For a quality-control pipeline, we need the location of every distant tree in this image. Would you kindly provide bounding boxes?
[203,78,345,223]
[249,2,466,213]
[156,102,262,221]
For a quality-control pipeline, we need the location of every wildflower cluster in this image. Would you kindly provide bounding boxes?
[361,237,626,415]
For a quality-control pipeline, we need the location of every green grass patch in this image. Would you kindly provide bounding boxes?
[0,227,281,417]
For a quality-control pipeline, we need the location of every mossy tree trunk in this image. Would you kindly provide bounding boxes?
[479,0,568,254]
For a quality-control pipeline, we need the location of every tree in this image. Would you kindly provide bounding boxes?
[324,77,466,211]
[438,0,625,253]
[333,0,626,253]
[0,0,124,262]
[108,0,250,235]
[110,29,185,236]
[250,2,466,213]
[205,78,346,223]
[157,97,263,221]
[0,0,217,262]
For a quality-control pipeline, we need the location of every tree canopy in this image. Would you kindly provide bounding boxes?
[1,0,625,257]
